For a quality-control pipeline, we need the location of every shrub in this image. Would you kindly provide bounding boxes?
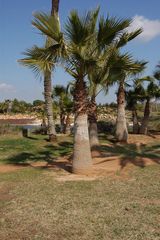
[97,121,115,134]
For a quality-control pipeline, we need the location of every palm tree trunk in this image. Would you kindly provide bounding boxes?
[51,0,59,15]
[88,94,99,149]
[64,114,71,134]
[60,112,65,133]
[44,70,57,141]
[72,78,92,174]
[115,81,128,142]
[42,0,60,141]
[139,99,150,135]
[132,107,140,134]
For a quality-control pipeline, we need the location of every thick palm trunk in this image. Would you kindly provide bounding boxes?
[139,99,150,135]
[132,108,140,134]
[72,78,92,174]
[115,81,128,142]
[88,95,99,149]
[44,70,57,141]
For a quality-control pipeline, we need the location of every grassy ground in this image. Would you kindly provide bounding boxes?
[0,166,160,240]
[0,134,160,239]
[0,134,73,166]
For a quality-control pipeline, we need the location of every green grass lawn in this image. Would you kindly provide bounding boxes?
[0,134,73,165]
[0,134,160,239]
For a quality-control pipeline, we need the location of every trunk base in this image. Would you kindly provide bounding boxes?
[91,145,102,158]
[72,167,93,175]
[49,134,57,142]
[72,114,92,175]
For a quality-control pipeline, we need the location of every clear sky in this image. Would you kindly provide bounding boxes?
[0,0,160,103]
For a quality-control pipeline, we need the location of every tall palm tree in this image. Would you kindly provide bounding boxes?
[42,0,60,141]
[19,10,65,141]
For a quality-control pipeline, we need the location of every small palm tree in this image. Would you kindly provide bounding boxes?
[53,85,73,133]
[126,77,150,134]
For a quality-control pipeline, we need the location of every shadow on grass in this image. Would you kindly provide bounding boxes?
[24,136,39,140]
[2,134,160,172]
[99,143,160,169]
[4,141,73,172]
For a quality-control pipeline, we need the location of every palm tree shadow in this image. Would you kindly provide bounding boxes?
[4,141,73,173]
[100,143,160,169]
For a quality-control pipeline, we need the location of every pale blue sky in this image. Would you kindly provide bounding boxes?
[0,0,160,103]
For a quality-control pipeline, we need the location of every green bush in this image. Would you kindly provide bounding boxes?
[97,121,115,134]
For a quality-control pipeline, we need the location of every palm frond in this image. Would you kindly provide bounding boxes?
[97,16,131,47]
[117,29,142,48]
[32,12,62,43]
[18,45,55,77]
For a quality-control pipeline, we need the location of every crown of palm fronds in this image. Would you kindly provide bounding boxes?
[18,45,55,77]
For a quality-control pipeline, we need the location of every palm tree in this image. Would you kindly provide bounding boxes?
[109,54,146,142]
[19,10,65,141]
[126,76,151,134]
[53,85,73,133]
[65,10,142,172]
[20,8,144,174]
[139,79,160,134]
[126,89,140,134]
[42,0,60,141]
[87,17,144,148]
[154,63,160,81]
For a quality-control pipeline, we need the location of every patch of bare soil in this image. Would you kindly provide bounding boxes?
[0,165,27,173]
[128,134,160,144]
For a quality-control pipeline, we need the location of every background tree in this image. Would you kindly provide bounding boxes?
[139,79,160,134]
[53,85,73,133]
